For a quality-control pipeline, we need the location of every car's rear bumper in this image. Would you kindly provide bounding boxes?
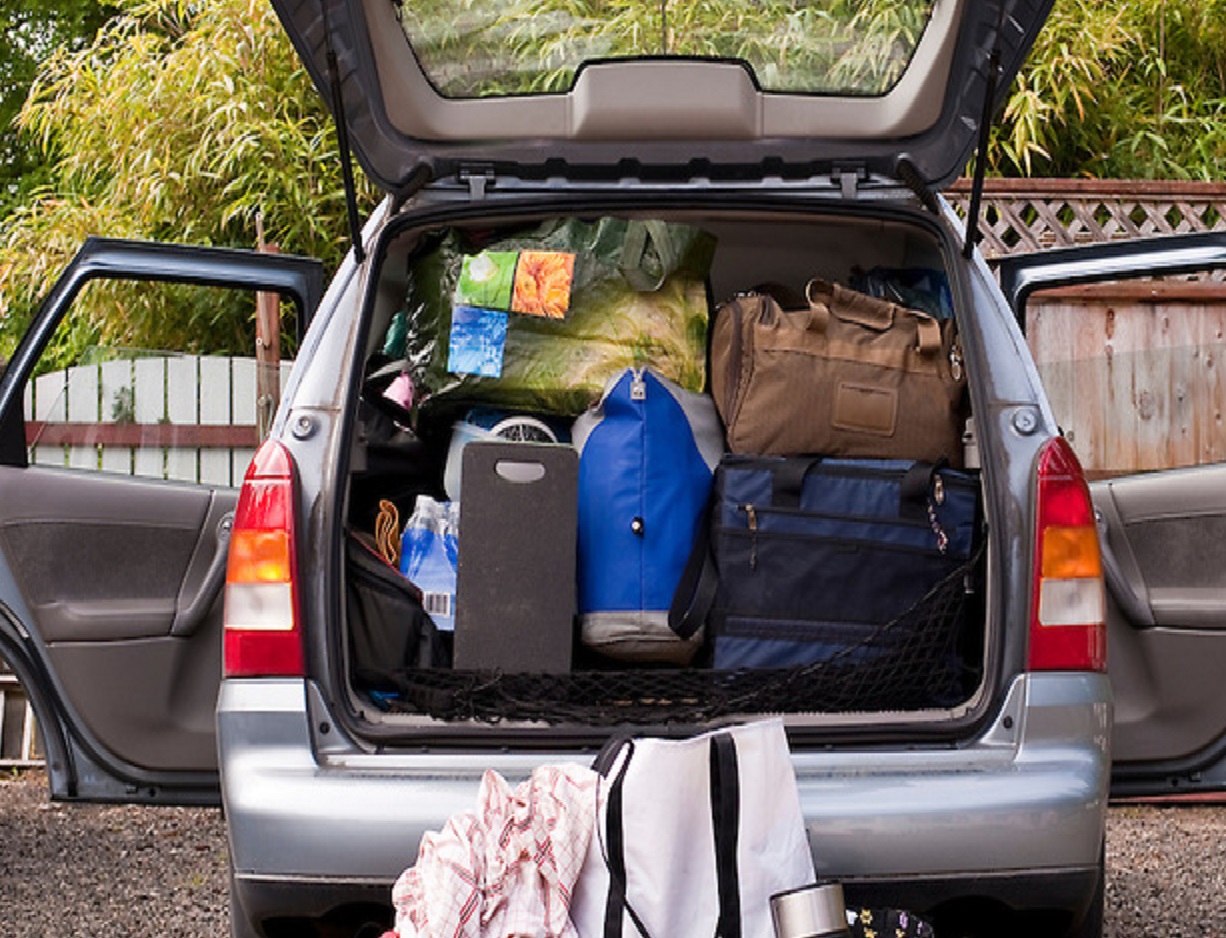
[219,672,1110,924]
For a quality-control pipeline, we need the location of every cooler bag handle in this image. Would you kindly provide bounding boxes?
[669,510,718,641]
[899,460,949,522]
[770,457,948,523]
[771,457,824,509]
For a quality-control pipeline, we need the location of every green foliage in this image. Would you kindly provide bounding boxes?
[0,0,376,361]
[396,0,933,97]
[995,0,1226,179]
[0,2,117,218]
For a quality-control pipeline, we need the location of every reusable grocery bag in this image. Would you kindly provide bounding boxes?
[570,718,816,938]
[390,217,716,416]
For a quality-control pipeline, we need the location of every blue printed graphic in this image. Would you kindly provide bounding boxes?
[447,305,508,378]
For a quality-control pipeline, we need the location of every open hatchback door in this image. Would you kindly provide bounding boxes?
[273,0,1053,196]
[1000,233,1226,799]
[0,239,323,804]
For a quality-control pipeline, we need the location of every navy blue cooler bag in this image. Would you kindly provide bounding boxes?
[710,455,980,673]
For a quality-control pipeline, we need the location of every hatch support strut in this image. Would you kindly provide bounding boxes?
[321,0,366,264]
[963,8,1006,260]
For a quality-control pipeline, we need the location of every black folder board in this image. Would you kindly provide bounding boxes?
[453,441,578,673]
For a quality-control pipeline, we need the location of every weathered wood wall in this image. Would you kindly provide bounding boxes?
[1026,283,1226,478]
[948,179,1226,478]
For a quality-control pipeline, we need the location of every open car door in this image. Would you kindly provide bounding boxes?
[0,238,324,804]
[1000,232,1226,797]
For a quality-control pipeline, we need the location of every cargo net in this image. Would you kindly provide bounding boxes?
[376,550,983,726]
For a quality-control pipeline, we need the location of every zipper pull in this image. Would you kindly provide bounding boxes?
[949,337,964,382]
[743,504,758,570]
[630,368,647,401]
[926,499,949,554]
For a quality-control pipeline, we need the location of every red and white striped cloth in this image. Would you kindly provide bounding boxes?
[389,764,601,938]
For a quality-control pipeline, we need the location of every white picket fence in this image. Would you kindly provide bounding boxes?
[23,353,292,487]
[1,354,290,766]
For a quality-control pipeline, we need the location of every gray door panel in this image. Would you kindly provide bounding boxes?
[0,468,213,641]
[44,635,221,771]
[0,466,236,773]
[1094,450,1226,775]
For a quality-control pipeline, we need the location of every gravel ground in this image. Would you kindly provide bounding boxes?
[2,769,1224,937]
[0,771,229,936]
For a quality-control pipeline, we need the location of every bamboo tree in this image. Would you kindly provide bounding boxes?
[994,0,1226,179]
[0,0,376,361]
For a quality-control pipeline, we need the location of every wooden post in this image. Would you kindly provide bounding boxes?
[255,214,281,440]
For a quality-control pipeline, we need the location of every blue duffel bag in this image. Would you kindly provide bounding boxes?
[710,455,980,671]
[573,368,723,664]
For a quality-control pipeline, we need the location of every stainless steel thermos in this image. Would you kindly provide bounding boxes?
[770,882,850,938]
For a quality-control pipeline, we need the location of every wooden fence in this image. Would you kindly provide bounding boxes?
[949,179,1226,479]
[0,354,290,766]
[1024,282,1226,478]
[0,663,39,766]
[947,178,1226,258]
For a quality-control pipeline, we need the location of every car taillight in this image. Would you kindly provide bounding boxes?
[223,440,305,678]
[1029,437,1106,672]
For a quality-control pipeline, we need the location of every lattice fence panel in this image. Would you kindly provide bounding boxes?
[947,179,1226,259]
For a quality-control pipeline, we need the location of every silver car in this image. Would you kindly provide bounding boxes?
[6,2,1225,937]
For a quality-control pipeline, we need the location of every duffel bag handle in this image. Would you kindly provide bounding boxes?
[807,278,944,356]
[913,314,943,357]
[807,278,894,332]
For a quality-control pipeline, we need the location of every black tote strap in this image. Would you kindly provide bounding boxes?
[593,733,633,776]
[709,733,742,938]
[600,734,743,938]
[598,740,656,938]
[669,508,717,640]
[601,740,633,938]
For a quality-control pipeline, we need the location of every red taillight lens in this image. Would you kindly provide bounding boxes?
[223,440,305,678]
[1029,437,1107,672]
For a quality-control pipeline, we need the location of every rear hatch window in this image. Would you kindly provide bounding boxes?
[394,0,937,98]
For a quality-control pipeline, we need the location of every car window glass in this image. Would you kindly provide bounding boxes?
[394,0,937,98]
[24,279,296,486]
[1027,275,1226,479]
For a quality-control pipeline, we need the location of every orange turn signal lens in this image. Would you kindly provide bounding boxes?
[1040,525,1103,580]
[228,529,292,584]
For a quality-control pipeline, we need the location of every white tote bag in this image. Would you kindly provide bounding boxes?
[570,718,815,938]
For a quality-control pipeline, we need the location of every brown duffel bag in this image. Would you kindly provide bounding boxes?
[711,279,966,463]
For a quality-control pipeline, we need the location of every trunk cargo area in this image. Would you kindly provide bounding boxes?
[340,203,988,730]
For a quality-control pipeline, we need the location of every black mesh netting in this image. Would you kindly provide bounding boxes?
[372,550,983,725]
